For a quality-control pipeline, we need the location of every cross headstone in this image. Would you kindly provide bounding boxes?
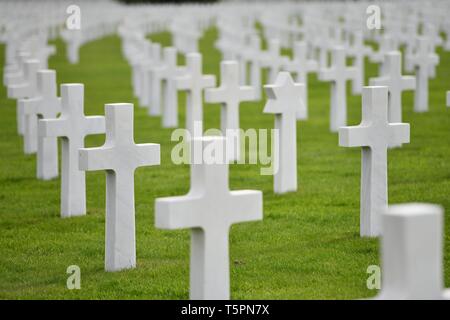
[264,72,304,194]
[205,61,255,162]
[38,84,105,217]
[338,86,410,237]
[155,136,262,300]
[410,37,439,112]
[347,31,372,95]
[370,35,397,76]
[319,46,357,132]
[150,47,186,126]
[175,53,216,137]
[79,103,160,272]
[247,35,262,100]
[8,59,40,136]
[21,70,61,180]
[447,91,450,107]
[284,41,318,119]
[369,51,415,147]
[260,39,289,84]
[376,203,449,299]
[141,43,162,111]
[3,51,30,86]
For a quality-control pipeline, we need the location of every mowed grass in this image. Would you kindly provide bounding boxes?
[0,27,449,300]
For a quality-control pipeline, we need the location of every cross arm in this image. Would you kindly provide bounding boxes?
[155,196,203,230]
[339,125,369,147]
[20,98,40,116]
[388,123,410,145]
[204,86,227,104]
[369,76,389,87]
[8,83,29,99]
[401,76,416,91]
[79,146,115,172]
[84,116,106,136]
[318,67,336,82]
[227,190,263,225]
[175,74,192,90]
[202,75,216,88]
[306,60,319,72]
[38,118,67,138]
[133,143,161,168]
[239,86,256,102]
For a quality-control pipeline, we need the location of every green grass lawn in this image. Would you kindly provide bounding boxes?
[0,27,449,299]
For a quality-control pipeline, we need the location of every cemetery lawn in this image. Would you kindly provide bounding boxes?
[0,28,449,300]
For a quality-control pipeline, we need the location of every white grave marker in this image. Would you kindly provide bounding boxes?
[284,41,318,119]
[369,51,415,147]
[264,72,304,194]
[155,137,263,300]
[319,46,357,132]
[8,59,40,135]
[21,70,61,180]
[151,47,186,127]
[376,203,450,299]
[205,61,255,161]
[79,104,160,271]
[176,53,215,136]
[410,37,439,112]
[339,86,410,237]
[39,84,105,217]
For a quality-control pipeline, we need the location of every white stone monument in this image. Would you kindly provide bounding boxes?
[376,203,450,299]
[264,72,304,194]
[39,84,105,217]
[151,47,186,127]
[175,53,215,137]
[339,86,410,237]
[155,136,263,300]
[369,51,415,147]
[410,37,439,112]
[205,61,255,162]
[284,41,318,119]
[319,46,357,132]
[8,59,40,135]
[79,103,160,272]
[21,70,61,180]
[347,31,372,95]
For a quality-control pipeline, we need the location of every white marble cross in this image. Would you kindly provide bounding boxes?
[21,70,61,180]
[447,91,450,107]
[284,41,318,119]
[339,86,410,237]
[247,35,262,100]
[347,31,372,95]
[205,61,255,162]
[3,51,30,87]
[151,47,186,127]
[175,53,216,137]
[264,72,304,194]
[141,43,162,111]
[370,51,415,148]
[8,59,40,136]
[376,203,450,299]
[410,37,439,112]
[260,39,289,84]
[319,46,357,132]
[39,84,105,218]
[79,103,160,272]
[370,35,397,76]
[139,43,162,109]
[155,136,262,300]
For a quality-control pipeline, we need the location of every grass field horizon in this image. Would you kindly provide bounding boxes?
[0,27,449,299]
